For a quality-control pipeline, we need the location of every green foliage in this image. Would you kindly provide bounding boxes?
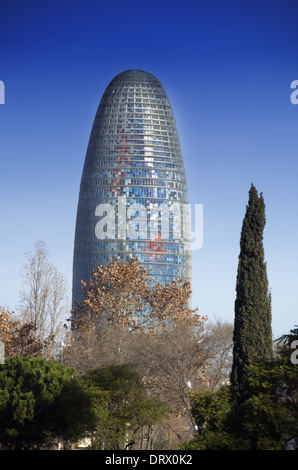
[233,356,298,449]
[50,376,96,446]
[0,356,88,449]
[0,358,168,450]
[183,387,234,450]
[186,342,298,450]
[80,364,169,450]
[231,184,273,404]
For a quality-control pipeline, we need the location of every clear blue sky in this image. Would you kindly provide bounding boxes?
[0,0,297,338]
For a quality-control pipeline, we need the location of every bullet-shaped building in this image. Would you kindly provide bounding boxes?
[72,70,191,305]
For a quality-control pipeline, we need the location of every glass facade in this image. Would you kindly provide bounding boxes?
[72,70,191,305]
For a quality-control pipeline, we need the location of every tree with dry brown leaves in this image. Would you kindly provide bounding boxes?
[65,260,234,446]
[0,307,50,358]
[67,259,205,377]
[71,258,202,333]
[64,260,211,445]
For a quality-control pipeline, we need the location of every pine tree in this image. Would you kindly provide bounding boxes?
[231,184,273,404]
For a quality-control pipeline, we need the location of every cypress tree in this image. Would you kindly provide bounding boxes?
[231,184,273,404]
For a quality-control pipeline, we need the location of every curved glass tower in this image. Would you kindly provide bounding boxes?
[72,70,191,305]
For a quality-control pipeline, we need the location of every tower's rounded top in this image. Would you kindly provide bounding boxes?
[108,69,162,88]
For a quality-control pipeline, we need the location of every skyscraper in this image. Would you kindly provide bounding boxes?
[72,70,191,305]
